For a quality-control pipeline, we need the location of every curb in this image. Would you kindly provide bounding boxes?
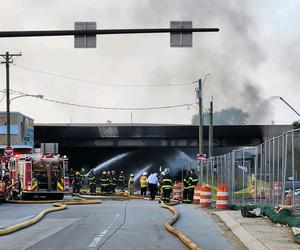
[213,211,269,250]
[162,205,202,250]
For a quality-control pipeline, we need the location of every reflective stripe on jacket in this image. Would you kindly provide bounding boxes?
[188,174,198,189]
[110,176,117,186]
[100,176,109,186]
[162,175,173,190]
[118,175,125,183]
[183,176,190,190]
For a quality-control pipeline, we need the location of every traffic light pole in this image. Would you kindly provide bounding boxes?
[0,52,22,147]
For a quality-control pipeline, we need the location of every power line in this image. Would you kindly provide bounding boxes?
[11,89,196,111]
[12,64,198,88]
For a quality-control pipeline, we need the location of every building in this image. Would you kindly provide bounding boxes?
[0,112,34,152]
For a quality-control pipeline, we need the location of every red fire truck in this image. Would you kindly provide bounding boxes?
[2,153,69,200]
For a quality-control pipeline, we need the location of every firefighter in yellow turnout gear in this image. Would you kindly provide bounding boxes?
[161,169,173,204]
[128,174,135,195]
[140,172,148,196]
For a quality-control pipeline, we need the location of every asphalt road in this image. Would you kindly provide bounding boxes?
[0,200,237,250]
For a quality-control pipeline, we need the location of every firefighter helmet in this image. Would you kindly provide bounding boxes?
[76,171,80,175]
[103,171,107,175]
[130,174,134,177]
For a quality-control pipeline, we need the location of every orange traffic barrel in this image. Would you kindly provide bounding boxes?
[200,185,211,207]
[216,184,229,209]
[172,182,183,201]
[193,186,201,204]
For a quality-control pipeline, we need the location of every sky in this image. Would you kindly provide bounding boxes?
[0,0,299,125]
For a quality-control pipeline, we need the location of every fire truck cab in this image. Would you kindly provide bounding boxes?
[8,153,69,200]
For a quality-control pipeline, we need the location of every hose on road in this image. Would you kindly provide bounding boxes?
[0,199,101,236]
[161,205,203,250]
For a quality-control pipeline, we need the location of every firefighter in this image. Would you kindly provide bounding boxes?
[72,171,82,194]
[107,171,112,194]
[69,168,75,184]
[140,172,148,196]
[161,169,173,204]
[88,170,96,195]
[188,169,198,203]
[128,174,135,195]
[118,171,126,191]
[80,167,86,185]
[183,171,190,204]
[100,171,109,195]
[110,170,117,194]
[3,162,10,183]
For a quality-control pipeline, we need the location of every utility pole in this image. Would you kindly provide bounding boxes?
[0,52,22,147]
[209,97,213,157]
[196,79,203,183]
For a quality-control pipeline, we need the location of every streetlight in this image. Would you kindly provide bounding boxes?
[6,93,43,147]
[10,93,44,103]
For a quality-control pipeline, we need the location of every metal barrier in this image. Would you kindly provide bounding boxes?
[203,129,300,213]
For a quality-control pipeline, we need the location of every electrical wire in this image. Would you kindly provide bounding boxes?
[12,63,198,88]
[10,89,196,111]
[0,93,5,103]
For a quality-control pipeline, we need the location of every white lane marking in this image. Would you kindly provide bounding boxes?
[88,214,120,248]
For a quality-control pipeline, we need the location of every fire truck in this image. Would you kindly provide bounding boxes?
[2,153,69,200]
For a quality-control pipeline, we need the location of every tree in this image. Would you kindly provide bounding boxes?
[191,107,249,125]
[292,121,300,130]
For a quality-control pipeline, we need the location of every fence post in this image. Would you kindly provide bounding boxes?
[260,144,263,205]
[272,138,275,208]
[232,151,235,203]
[282,133,288,205]
[292,131,295,209]
[242,149,245,205]
[254,147,258,204]
[277,136,280,206]
[268,140,271,207]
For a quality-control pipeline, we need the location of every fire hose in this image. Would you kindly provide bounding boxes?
[161,204,202,250]
[0,199,101,236]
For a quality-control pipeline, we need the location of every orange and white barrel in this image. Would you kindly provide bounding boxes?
[193,186,201,204]
[200,185,211,208]
[172,182,183,201]
[216,184,229,209]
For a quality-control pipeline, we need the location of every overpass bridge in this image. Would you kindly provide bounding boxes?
[34,123,291,150]
[34,124,291,173]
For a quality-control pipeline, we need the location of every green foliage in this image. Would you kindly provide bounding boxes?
[292,120,300,129]
[191,107,249,125]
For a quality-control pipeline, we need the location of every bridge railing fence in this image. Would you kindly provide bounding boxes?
[204,128,300,213]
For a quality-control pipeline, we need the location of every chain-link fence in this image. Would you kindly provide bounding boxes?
[203,129,300,213]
